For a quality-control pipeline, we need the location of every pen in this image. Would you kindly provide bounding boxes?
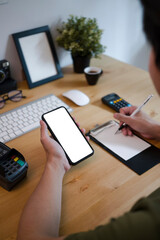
[115,94,153,134]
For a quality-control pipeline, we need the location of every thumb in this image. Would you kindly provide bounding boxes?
[40,120,49,141]
[114,113,133,126]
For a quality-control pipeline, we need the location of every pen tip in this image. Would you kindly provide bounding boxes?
[114,129,119,135]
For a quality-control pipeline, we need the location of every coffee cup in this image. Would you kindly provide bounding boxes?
[84,66,103,85]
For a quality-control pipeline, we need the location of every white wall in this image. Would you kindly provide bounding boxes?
[0,0,150,82]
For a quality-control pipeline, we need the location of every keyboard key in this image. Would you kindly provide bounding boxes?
[0,132,8,138]
[9,133,16,138]
[22,122,40,133]
[3,135,10,141]
[15,130,23,136]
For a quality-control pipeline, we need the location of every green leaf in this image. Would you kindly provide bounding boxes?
[56,15,106,57]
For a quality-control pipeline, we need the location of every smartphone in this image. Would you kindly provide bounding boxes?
[42,107,94,165]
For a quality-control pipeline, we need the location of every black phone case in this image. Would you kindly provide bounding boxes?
[42,106,94,165]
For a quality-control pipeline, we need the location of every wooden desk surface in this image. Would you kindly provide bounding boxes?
[1,55,160,240]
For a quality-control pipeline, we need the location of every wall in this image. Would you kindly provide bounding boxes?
[0,0,150,82]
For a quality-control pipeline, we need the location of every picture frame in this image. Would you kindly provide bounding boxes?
[12,26,63,88]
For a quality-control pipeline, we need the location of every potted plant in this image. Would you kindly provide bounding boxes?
[56,15,106,73]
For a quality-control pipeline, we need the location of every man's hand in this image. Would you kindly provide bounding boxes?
[114,106,160,139]
[40,120,71,172]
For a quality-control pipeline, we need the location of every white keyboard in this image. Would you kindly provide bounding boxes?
[0,94,72,143]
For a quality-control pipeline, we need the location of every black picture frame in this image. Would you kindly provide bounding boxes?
[12,26,63,88]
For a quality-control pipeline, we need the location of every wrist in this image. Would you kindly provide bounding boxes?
[153,123,160,140]
[46,155,66,176]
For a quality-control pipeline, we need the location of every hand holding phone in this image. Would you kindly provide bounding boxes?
[42,107,94,165]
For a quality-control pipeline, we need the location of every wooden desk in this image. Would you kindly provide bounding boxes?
[1,55,160,240]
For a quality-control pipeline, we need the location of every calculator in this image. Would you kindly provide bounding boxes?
[101,93,131,112]
[0,142,28,191]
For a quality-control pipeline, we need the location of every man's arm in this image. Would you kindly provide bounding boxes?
[17,120,70,240]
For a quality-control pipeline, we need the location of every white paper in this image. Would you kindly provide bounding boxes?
[90,121,150,161]
[19,32,57,83]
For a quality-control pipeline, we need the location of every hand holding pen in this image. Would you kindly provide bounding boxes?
[115,94,153,134]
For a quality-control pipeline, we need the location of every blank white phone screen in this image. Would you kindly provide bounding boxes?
[43,108,93,163]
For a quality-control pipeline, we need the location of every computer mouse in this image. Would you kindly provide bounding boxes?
[62,89,90,106]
